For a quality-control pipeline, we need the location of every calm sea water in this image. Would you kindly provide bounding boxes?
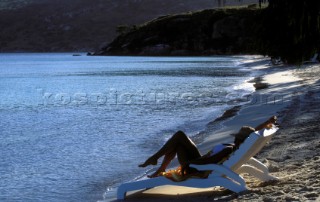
[0,53,255,201]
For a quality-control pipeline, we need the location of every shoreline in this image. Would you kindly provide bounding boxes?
[109,62,320,201]
[236,64,320,201]
[142,56,265,173]
[137,56,263,174]
[105,57,269,201]
[104,56,266,201]
[208,67,269,126]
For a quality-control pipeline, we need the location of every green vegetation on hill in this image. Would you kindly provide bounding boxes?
[0,0,34,10]
[98,0,320,64]
[0,0,233,52]
[258,0,320,64]
[96,8,262,56]
[1,0,318,64]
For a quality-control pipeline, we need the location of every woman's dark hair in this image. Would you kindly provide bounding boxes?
[234,126,255,146]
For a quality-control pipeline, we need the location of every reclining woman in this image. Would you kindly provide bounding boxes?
[139,116,277,178]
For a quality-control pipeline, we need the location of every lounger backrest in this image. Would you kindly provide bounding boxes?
[223,127,277,171]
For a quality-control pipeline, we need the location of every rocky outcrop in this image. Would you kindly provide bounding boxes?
[96,8,261,56]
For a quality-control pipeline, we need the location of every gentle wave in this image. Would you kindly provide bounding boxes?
[0,68,248,78]
[68,68,248,77]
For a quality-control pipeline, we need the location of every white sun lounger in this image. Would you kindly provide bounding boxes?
[117,127,278,200]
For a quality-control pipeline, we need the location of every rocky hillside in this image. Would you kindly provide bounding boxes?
[0,0,257,52]
[96,0,320,64]
[96,8,261,56]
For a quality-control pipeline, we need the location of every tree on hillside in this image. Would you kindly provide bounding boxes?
[216,0,242,7]
[255,0,320,64]
[216,0,226,7]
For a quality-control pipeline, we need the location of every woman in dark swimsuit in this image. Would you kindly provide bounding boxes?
[139,116,277,178]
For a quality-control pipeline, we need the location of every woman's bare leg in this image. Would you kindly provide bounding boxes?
[148,151,175,178]
[139,131,201,167]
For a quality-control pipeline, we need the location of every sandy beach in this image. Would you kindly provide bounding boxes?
[112,62,320,201]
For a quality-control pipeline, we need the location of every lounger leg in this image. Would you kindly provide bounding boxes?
[236,158,278,182]
[117,186,126,200]
[248,158,278,181]
[247,158,269,173]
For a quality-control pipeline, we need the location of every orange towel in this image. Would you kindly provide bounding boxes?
[159,166,211,182]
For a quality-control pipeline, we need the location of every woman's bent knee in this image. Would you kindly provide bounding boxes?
[174,130,187,138]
